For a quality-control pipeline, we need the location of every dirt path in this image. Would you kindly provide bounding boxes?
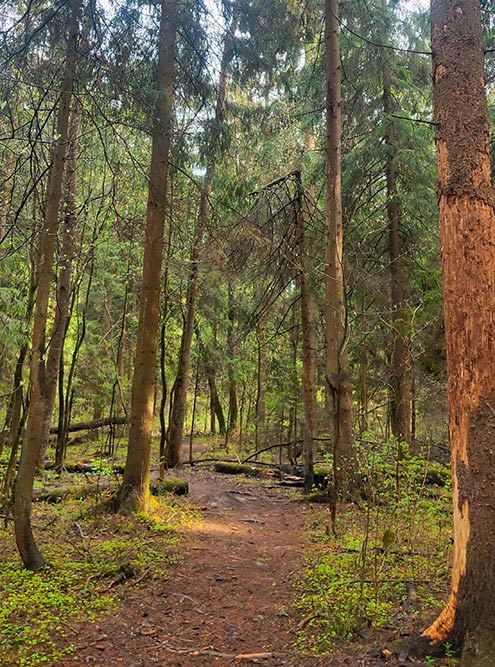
[58,468,322,667]
[54,468,430,667]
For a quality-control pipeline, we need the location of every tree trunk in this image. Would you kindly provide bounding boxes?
[382,22,412,450]
[13,0,81,570]
[0,271,36,508]
[165,17,236,467]
[255,316,267,453]
[295,172,316,492]
[324,0,356,497]
[55,250,94,468]
[159,219,173,477]
[227,283,238,436]
[420,1,495,661]
[119,0,176,512]
[195,324,225,436]
[358,331,368,437]
[38,98,82,466]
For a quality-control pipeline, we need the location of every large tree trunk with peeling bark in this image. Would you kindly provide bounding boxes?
[165,17,236,467]
[13,0,81,570]
[119,0,176,512]
[324,0,356,497]
[419,1,495,663]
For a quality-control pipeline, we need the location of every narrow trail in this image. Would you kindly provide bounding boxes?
[59,468,323,667]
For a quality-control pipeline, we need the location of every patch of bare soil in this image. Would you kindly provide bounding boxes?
[55,468,429,667]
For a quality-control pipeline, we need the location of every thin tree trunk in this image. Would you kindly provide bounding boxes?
[227,283,238,437]
[420,0,495,661]
[38,98,82,466]
[159,220,173,477]
[165,18,236,467]
[324,0,356,497]
[255,316,267,454]
[382,23,412,451]
[119,0,176,511]
[189,354,200,464]
[289,307,299,465]
[358,344,368,436]
[295,171,316,492]
[13,0,81,570]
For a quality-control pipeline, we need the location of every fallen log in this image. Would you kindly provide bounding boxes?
[49,416,127,435]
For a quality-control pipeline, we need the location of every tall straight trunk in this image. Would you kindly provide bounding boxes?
[420,1,495,662]
[165,18,236,467]
[119,0,176,511]
[227,283,238,436]
[288,306,299,464]
[159,220,173,478]
[38,99,82,465]
[295,172,316,492]
[54,254,93,468]
[324,0,355,496]
[254,315,267,453]
[13,0,81,570]
[382,23,412,450]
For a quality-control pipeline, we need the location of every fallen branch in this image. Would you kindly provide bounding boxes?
[162,645,285,661]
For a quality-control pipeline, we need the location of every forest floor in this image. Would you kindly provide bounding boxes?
[52,465,435,667]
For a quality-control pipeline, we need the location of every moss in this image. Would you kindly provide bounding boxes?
[304,491,329,504]
[425,463,450,487]
[213,461,257,475]
[151,478,189,496]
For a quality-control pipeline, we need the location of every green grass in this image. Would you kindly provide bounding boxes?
[0,493,195,666]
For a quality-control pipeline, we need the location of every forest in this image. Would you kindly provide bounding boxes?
[1,0,495,665]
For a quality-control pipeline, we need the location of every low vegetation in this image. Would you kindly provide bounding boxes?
[0,483,196,667]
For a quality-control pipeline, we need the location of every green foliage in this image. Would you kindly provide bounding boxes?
[295,441,452,652]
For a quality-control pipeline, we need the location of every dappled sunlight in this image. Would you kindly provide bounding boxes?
[187,517,253,539]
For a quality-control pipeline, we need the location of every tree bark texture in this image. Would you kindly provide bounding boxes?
[324,0,355,495]
[120,0,176,512]
[421,1,495,662]
[13,0,81,570]
[165,17,236,467]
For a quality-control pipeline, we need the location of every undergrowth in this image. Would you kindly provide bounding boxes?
[0,493,196,667]
[295,440,453,658]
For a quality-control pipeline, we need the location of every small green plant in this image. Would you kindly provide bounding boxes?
[295,438,452,653]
